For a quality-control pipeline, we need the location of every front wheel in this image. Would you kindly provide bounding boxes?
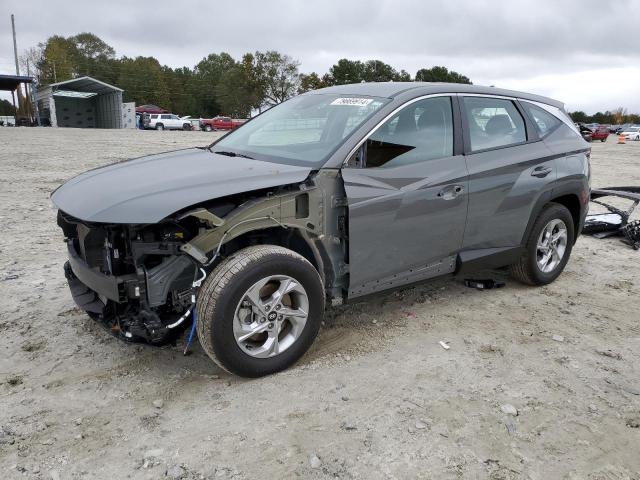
[601,138,607,142]
[510,203,575,286]
[196,245,324,377]
[204,125,213,132]
[155,123,164,131]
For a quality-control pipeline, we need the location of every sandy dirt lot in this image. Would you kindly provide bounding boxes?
[1,128,639,480]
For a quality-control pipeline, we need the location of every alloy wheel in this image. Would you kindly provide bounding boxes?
[232,275,309,358]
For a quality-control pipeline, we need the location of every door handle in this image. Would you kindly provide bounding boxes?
[531,165,552,178]
[437,185,465,200]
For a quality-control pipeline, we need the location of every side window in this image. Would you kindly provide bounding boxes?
[161,114,171,120]
[521,102,562,137]
[463,97,526,151]
[351,96,454,169]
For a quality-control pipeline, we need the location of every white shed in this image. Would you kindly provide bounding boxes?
[35,76,124,128]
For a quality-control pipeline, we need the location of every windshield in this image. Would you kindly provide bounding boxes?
[210,94,389,167]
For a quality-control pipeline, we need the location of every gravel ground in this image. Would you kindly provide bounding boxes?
[0,128,639,480]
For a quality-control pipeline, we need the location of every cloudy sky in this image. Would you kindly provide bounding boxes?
[1,0,639,113]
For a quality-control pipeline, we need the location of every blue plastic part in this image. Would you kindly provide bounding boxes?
[183,309,197,355]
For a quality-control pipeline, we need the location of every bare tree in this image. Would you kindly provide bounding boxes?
[612,107,628,125]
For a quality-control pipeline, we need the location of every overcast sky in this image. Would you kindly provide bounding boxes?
[2,0,639,114]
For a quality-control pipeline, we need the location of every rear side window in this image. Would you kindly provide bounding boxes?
[161,114,171,119]
[355,96,454,169]
[463,97,526,151]
[521,102,562,137]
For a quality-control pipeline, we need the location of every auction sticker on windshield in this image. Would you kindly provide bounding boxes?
[330,97,374,106]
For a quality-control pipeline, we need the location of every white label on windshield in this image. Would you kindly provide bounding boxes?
[330,97,374,106]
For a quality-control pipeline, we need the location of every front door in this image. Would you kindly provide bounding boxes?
[342,96,469,298]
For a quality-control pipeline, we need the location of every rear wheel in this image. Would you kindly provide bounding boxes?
[204,125,213,132]
[196,245,324,377]
[510,203,574,286]
[601,137,607,142]
[155,123,164,131]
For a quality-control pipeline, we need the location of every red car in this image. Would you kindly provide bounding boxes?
[589,125,610,142]
[200,116,246,132]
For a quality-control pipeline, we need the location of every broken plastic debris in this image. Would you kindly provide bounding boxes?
[464,279,505,290]
[439,341,450,350]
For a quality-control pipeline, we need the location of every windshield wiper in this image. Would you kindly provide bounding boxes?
[212,150,254,159]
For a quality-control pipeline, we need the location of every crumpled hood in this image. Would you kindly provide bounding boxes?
[51,148,312,223]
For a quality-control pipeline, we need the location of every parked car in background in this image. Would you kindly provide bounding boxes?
[621,126,640,141]
[590,125,610,142]
[186,118,201,131]
[200,116,246,132]
[578,124,593,142]
[145,114,192,131]
[53,82,590,377]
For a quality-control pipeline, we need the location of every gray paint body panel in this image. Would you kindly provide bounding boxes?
[342,153,469,291]
[462,141,558,250]
[51,148,313,223]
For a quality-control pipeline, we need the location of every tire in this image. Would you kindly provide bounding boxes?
[155,123,164,131]
[204,125,213,132]
[509,203,575,286]
[196,245,324,377]
[183,123,191,131]
[601,138,606,142]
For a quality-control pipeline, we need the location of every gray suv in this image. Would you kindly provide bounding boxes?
[53,83,590,377]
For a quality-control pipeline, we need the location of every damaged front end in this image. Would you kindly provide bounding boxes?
[56,170,349,344]
[59,210,201,343]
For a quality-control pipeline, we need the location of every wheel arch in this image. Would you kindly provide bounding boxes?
[522,187,584,247]
[215,226,329,288]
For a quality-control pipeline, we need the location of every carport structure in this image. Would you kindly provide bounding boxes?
[35,76,124,128]
[0,74,34,124]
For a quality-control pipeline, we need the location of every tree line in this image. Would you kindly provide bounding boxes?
[22,33,472,118]
[18,32,640,123]
[568,108,640,126]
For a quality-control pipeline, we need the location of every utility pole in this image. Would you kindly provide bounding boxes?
[11,14,20,75]
[11,14,24,121]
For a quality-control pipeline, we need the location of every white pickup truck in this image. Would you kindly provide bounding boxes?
[145,114,192,131]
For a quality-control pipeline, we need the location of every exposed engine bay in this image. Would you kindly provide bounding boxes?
[57,171,348,344]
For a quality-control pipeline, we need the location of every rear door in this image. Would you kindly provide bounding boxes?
[342,95,469,297]
[460,95,556,251]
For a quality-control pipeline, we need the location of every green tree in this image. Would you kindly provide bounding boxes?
[38,35,78,84]
[396,69,412,81]
[254,51,300,108]
[216,65,255,117]
[163,66,198,116]
[0,99,15,116]
[362,60,399,82]
[328,59,365,84]
[415,66,472,84]
[117,56,170,109]
[194,52,237,116]
[569,111,589,123]
[298,72,327,93]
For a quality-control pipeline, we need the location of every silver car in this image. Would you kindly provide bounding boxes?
[53,82,590,377]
